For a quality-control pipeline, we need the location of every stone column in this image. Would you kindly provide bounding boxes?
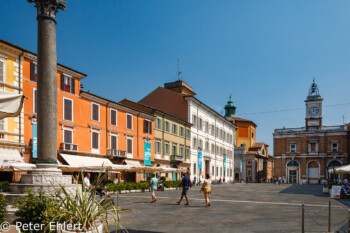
[10,0,76,194]
[28,0,66,169]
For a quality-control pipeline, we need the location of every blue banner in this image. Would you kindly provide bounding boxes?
[198,151,202,169]
[223,156,226,171]
[144,142,151,166]
[32,122,37,159]
[240,161,243,173]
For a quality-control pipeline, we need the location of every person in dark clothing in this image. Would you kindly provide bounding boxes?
[177,172,190,205]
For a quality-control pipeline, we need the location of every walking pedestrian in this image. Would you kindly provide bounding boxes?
[201,174,212,207]
[193,176,197,186]
[149,174,158,203]
[177,172,190,206]
[84,173,92,191]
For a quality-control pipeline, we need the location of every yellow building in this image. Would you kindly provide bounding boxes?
[120,99,192,180]
[0,40,26,181]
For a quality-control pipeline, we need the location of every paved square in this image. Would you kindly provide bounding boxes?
[115,184,350,233]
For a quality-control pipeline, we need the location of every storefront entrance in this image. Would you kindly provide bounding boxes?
[286,160,299,184]
[289,170,297,183]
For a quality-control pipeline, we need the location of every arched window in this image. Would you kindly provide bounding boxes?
[287,160,299,167]
[327,160,341,168]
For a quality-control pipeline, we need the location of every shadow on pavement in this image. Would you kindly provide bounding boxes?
[336,198,350,208]
[123,230,163,233]
[279,184,326,197]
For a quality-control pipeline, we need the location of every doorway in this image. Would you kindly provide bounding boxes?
[289,170,297,183]
[205,160,210,176]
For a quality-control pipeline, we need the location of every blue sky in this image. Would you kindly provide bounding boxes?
[2,0,350,153]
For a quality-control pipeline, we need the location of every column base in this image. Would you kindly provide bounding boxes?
[11,168,77,194]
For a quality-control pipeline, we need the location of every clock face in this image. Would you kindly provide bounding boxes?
[309,107,319,116]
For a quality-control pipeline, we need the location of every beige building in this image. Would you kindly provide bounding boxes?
[120,99,191,180]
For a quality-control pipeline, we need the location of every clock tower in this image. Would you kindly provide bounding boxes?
[305,79,323,129]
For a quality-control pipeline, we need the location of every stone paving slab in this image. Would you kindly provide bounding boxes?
[113,184,350,233]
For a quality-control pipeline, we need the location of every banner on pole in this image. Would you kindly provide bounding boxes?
[198,151,202,169]
[32,122,37,159]
[144,142,151,166]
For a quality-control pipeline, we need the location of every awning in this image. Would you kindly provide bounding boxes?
[124,159,142,167]
[0,148,23,163]
[0,91,25,119]
[0,162,36,171]
[60,154,114,171]
[329,165,350,174]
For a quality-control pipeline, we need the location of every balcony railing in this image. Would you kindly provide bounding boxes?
[107,149,126,158]
[60,143,78,152]
[171,154,183,162]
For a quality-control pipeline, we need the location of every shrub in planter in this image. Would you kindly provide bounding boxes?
[0,181,10,192]
[0,193,6,223]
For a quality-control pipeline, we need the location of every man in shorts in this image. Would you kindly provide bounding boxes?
[177,172,190,206]
[149,174,158,203]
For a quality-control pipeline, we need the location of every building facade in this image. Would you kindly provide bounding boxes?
[0,40,26,181]
[273,80,349,183]
[139,80,236,182]
[225,97,271,182]
[119,99,191,181]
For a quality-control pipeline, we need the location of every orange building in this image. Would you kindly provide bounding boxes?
[20,44,155,182]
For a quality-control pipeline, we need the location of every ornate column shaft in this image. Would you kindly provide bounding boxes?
[28,0,66,168]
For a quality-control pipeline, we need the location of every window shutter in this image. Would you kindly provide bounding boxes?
[34,89,37,114]
[149,121,152,134]
[111,110,116,125]
[64,99,72,121]
[92,104,99,121]
[30,62,35,81]
[71,78,75,94]
[127,139,132,153]
[60,74,65,91]
[143,120,146,133]
[92,132,99,149]
[64,130,72,144]
[111,135,117,150]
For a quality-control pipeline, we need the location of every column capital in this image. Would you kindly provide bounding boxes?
[28,0,67,22]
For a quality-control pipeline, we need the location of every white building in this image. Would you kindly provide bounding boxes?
[139,80,236,182]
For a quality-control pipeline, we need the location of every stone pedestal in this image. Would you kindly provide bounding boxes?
[11,168,77,194]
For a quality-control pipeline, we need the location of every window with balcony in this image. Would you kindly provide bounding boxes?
[127,138,133,155]
[332,142,338,152]
[126,114,133,130]
[91,103,100,122]
[155,118,162,130]
[29,62,37,82]
[60,74,75,94]
[63,98,73,122]
[110,109,117,126]
[91,131,99,153]
[110,135,117,150]
[172,144,177,155]
[144,119,152,134]
[290,143,296,153]
[172,124,177,135]
[63,129,73,144]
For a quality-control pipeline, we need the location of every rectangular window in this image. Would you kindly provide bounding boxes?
[186,129,191,138]
[63,98,73,122]
[92,103,100,122]
[310,143,316,152]
[199,139,203,150]
[172,124,177,135]
[0,59,5,83]
[180,146,184,157]
[127,138,133,154]
[247,160,251,165]
[63,129,73,144]
[220,167,222,176]
[30,62,38,82]
[332,142,338,152]
[172,144,177,155]
[205,122,209,133]
[192,138,197,148]
[91,131,99,151]
[186,147,190,158]
[205,141,209,152]
[290,144,296,153]
[216,166,218,176]
[155,118,162,130]
[110,109,117,126]
[212,166,214,176]
[110,135,117,150]
[126,114,133,130]
[198,118,203,131]
[215,127,219,137]
[180,127,184,137]
[33,88,37,114]
[165,121,170,132]
[60,74,75,94]
[193,163,197,175]
[192,115,197,128]
[155,141,161,154]
[165,142,170,155]
[211,144,215,154]
[144,120,152,134]
[211,125,215,136]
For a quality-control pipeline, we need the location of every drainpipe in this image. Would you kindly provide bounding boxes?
[18,51,24,144]
[137,113,140,159]
[106,102,109,155]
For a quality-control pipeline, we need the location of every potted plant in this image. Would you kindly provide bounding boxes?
[50,170,126,233]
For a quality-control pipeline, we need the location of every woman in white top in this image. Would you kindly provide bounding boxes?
[201,174,212,207]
